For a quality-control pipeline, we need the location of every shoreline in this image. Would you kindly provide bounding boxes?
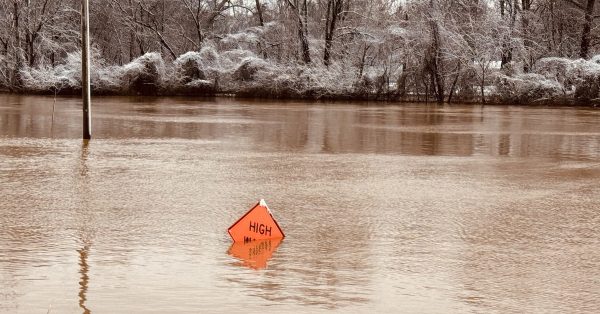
[6,51,600,110]
[1,90,598,109]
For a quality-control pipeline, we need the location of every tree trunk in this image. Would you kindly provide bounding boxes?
[500,0,514,68]
[255,0,265,26]
[51,35,58,67]
[480,69,486,103]
[430,21,444,103]
[286,0,311,63]
[323,0,343,66]
[580,0,596,59]
[27,33,36,67]
[196,23,203,48]
[522,0,532,72]
[13,1,22,88]
[255,0,268,59]
[424,76,429,103]
[397,62,407,99]
[358,44,369,77]
[303,0,308,38]
[298,18,311,63]
[1,41,9,83]
[130,31,135,61]
[157,33,177,60]
[300,0,311,63]
[447,64,460,103]
[323,0,332,65]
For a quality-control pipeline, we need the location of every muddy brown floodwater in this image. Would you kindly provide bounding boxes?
[1,94,599,313]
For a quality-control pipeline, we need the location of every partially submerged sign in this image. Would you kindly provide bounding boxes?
[228,200,284,243]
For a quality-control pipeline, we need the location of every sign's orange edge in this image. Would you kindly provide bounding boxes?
[228,200,285,241]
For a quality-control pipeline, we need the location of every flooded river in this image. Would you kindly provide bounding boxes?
[1,94,599,313]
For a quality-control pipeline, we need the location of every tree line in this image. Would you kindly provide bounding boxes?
[1,0,599,104]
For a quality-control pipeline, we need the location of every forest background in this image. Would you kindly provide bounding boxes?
[1,0,600,105]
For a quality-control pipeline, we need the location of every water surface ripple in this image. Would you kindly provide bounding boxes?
[1,95,599,313]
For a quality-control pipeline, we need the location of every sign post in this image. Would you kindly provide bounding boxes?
[81,0,92,140]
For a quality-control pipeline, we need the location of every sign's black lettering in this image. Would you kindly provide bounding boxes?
[249,221,258,233]
[249,221,273,236]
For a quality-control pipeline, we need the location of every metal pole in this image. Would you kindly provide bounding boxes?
[82,0,92,139]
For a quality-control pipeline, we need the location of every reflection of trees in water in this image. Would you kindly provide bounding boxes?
[1,95,600,160]
[244,104,475,155]
[0,94,78,138]
[234,103,598,159]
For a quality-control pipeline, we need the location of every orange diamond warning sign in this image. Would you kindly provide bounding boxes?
[228,200,284,243]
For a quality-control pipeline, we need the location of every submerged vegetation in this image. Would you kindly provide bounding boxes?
[1,0,600,105]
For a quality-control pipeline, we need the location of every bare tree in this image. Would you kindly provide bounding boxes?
[110,0,178,59]
[286,0,311,63]
[0,0,598,102]
[323,0,346,66]
[563,0,598,58]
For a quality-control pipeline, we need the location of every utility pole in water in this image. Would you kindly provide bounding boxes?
[82,0,92,139]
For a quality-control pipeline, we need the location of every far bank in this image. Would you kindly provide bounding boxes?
[3,50,600,108]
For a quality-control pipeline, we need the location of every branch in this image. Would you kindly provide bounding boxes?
[203,0,230,28]
[339,10,372,21]
[285,0,299,12]
[181,0,201,28]
[285,0,307,26]
[562,0,584,11]
[335,28,378,40]
[178,25,200,50]
[225,4,254,13]
[138,2,156,18]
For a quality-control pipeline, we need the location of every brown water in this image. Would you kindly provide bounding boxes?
[1,94,599,314]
